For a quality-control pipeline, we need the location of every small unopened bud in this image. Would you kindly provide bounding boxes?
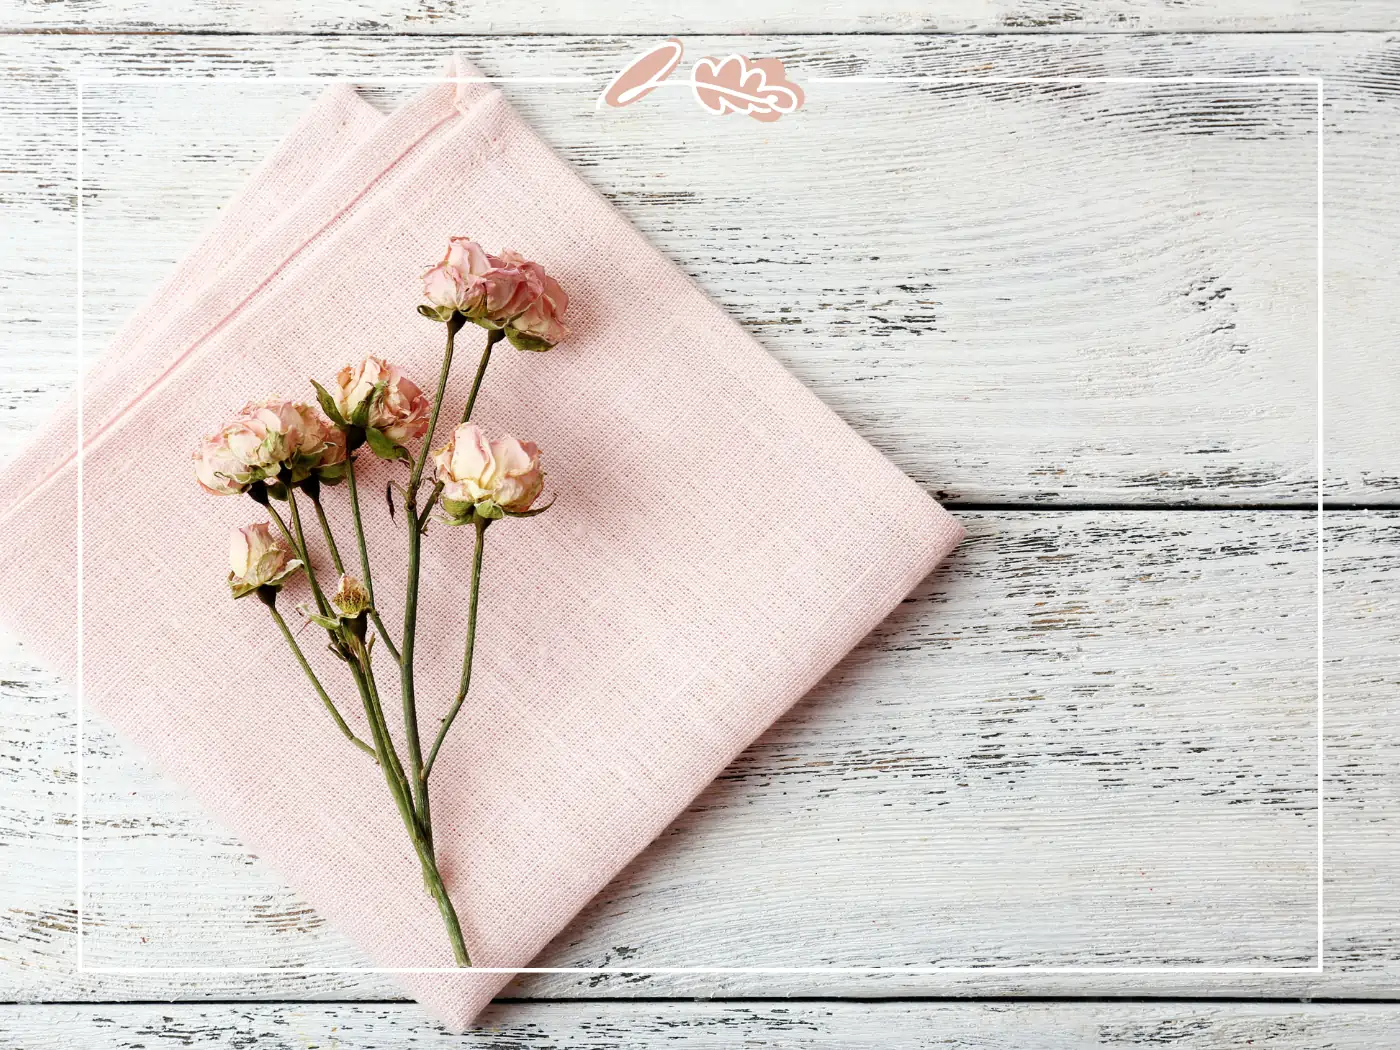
[331,574,372,618]
[228,523,302,600]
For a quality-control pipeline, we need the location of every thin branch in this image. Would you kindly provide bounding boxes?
[420,480,445,530]
[310,493,347,576]
[424,517,487,780]
[400,314,465,831]
[461,328,504,424]
[285,487,331,618]
[263,598,375,760]
[346,455,401,665]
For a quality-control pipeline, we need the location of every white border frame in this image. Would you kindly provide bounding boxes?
[72,72,1326,976]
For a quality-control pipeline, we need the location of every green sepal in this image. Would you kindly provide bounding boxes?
[502,495,555,518]
[349,380,386,428]
[265,480,289,501]
[418,303,454,322]
[230,562,300,600]
[505,328,554,353]
[364,426,411,463]
[435,496,473,527]
[317,461,347,484]
[474,501,505,521]
[310,379,347,427]
[230,579,263,600]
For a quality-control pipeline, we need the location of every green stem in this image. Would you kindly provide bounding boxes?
[424,517,487,780]
[461,328,503,424]
[310,494,346,576]
[402,502,431,831]
[264,503,299,564]
[346,455,401,665]
[409,313,464,501]
[262,487,470,960]
[285,488,331,618]
[400,315,465,836]
[359,634,413,805]
[262,597,375,759]
[280,493,407,789]
[345,645,469,966]
[422,854,470,966]
[420,480,445,530]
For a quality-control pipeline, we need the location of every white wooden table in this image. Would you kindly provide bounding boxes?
[3,5,1399,1046]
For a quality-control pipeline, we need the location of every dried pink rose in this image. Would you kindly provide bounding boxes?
[194,429,253,496]
[228,522,302,598]
[432,422,545,520]
[422,238,480,316]
[422,238,530,321]
[494,249,570,352]
[195,400,342,494]
[420,239,569,349]
[334,356,431,444]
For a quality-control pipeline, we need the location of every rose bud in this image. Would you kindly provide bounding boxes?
[432,422,546,522]
[333,356,430,443]
[331,574,372,618]
[228,522,302,599]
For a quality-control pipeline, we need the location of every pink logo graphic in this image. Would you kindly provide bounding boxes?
[600,39,804,123]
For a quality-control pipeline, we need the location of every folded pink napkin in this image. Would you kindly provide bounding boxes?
[0,57,963,1028]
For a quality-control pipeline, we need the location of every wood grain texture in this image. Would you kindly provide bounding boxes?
[4,510,1387,1002]
[0,34,1394,503]
[2,1001,1400,1048]
[1,1,1398,36]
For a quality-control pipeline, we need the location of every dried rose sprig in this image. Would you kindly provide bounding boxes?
[418,237,569,352]
[193,239,569,968]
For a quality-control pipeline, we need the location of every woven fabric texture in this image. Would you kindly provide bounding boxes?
[0,57,965,1029]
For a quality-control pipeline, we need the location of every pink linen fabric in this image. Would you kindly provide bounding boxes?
[0,57,964,1028]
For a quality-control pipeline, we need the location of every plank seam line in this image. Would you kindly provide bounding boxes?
[945,503,1392,513]
[2,29,1399,38]
[5,996,1400,1008]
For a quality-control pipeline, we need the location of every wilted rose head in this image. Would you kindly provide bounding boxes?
[421,237,490,318]
[331,574,372,618]
[419,239,570,350]
[195,400,342,495]
[228,522,302,599]
[194,429,253,496]
[432,422,546,522]
[332,356,430,444]
[495,250,570,352]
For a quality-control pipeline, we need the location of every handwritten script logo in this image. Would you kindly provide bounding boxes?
[600,39,804,123]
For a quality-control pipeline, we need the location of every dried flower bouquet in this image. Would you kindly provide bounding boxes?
[193,239,569,964]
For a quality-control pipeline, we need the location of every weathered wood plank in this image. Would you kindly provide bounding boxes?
[0,34,1393,503]
[5,510,1387,1002]
[1,1,1397,35]
[2,1001,1400,1048]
